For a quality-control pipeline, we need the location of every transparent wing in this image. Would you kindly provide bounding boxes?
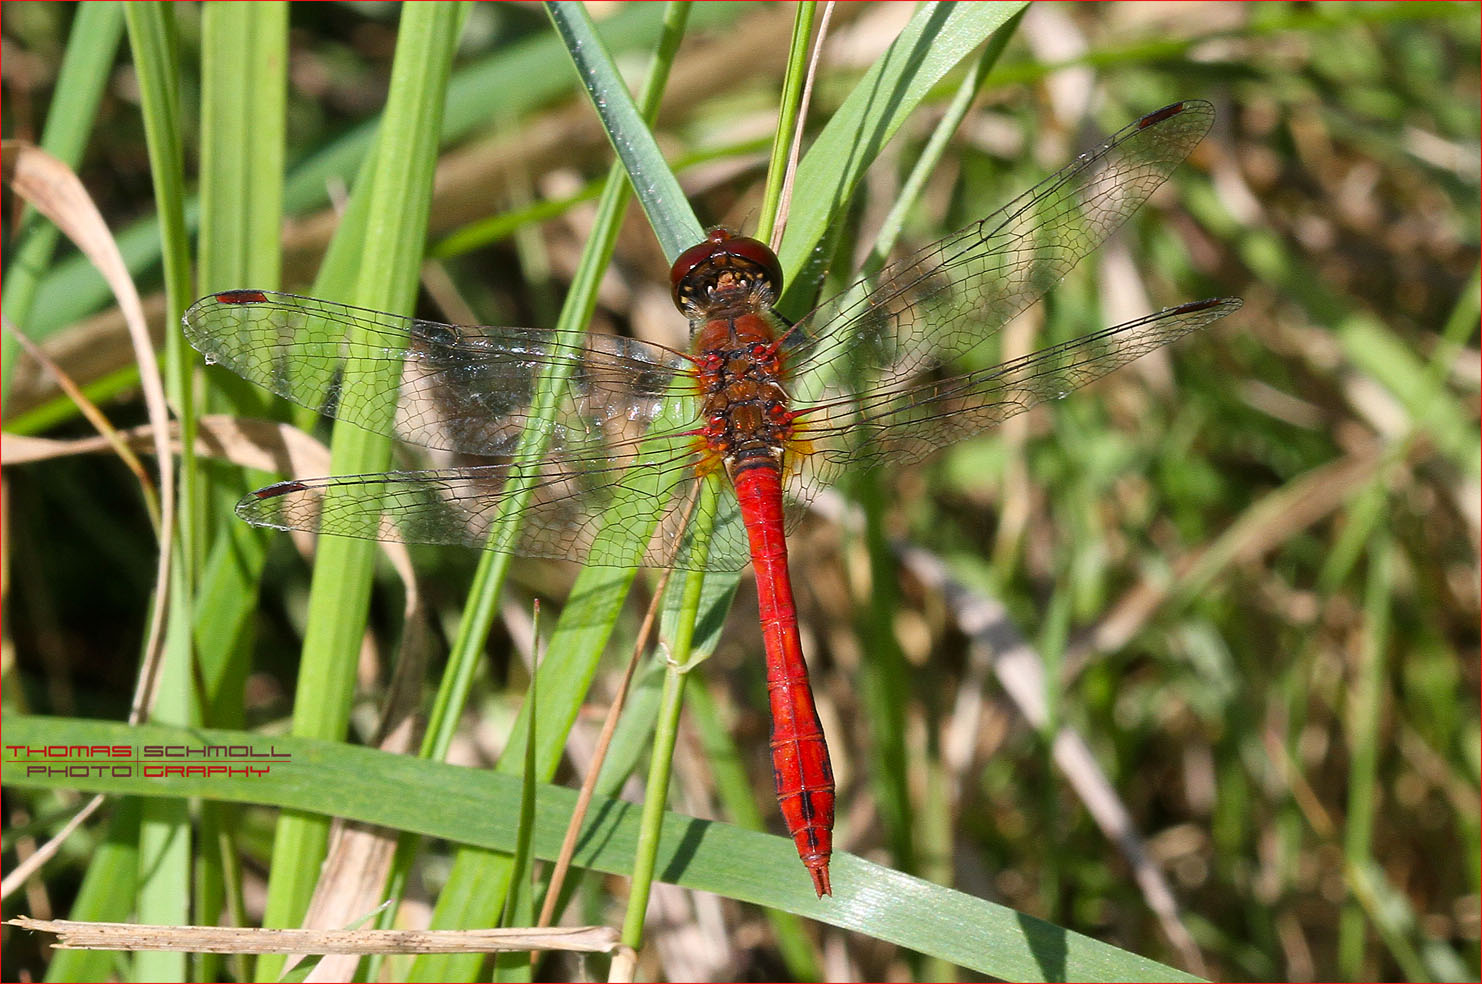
[184,290,758,569]
[784,100,1216,407]
[186,101,1236,571]
[182,290,696,459]
[783,298,1242,507]
[236,436,756,572]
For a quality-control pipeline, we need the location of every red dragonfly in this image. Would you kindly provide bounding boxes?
[184,100,1240,897]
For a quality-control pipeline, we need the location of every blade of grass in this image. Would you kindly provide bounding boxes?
[774,1,1024,314]
[194,0,287,709]
[404,7,697,979]
[620,480,716,949]
[6,715,1202,982]
[117,0,192,714]
[861,7,1022,268]
[121,3,195,979]
[754,0,818,248]
[0,0,124,411]
[253,8,469,981]
[491,604,540,983]
[1338,528,1395,978]
[543,0,703,258]
[192,6,287,979]
[39,800,141,983]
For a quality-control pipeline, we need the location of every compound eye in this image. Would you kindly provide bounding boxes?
[717,236,783,295]
[669,229,784,311]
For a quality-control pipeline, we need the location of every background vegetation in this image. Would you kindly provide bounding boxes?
[3,2,1478,981]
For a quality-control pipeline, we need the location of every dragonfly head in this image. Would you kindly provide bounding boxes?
[670,228,783,317]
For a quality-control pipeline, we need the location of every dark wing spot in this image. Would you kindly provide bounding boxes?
[252,480,310,499]
[1138,101,1186,129]
[214,290,269,305]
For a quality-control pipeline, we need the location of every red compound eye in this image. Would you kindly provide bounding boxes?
[670,229,783,311]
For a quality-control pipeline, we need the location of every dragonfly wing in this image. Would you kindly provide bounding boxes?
[785,298,1243,509]
[182,290,694,459]
[238,438,753,572]
[785,100,1216,407]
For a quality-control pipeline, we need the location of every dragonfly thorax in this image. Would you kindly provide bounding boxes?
[693,315,795,469]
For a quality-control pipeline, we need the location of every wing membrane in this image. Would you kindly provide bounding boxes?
[237,438,754,572]
[785,100,1216,407]
[785,298,1242,505]
[183,101,1237,572]
[183,290,696,458]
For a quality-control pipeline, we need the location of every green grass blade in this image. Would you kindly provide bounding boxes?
[6,716,1200,981]
[621,478,717,948]
[40,799,141,983]
[543,1,703,258]
[863,6,1022,268]
[1338,531,1397,977]
[193,0,287,655]
[121,3,196,978]
[775,1,1025,313]
[0,0,124,410]
[754,0,816,247]
[491,613,540,982]
[406,8,693,978]
[192,5,288,975]
[253,8,469,980]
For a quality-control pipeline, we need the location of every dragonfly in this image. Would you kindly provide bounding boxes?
[183,99,1241,897]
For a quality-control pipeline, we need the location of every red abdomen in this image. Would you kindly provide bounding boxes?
[730,460,835,897]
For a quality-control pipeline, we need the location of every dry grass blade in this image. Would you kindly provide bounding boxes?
[1,141,178,911]
[5,917,623,956]
[533,602,648,928]
[1,416,326,472]
[769,0,835,252]
[1,140,174,725]
[1,316,156,522]
[0,798,106,902]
